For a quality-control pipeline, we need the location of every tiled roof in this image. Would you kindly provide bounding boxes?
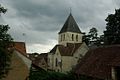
[37,53,48,62]
[59,13,81,34]
[50,43,82,56]
[13,42,27,56]
[33,53,48,69]
[75,45,120,79]
[12,42,32,61]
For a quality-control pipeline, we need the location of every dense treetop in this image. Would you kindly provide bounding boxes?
[104,9,120,45]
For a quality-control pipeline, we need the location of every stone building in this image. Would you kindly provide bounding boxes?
[3,42,32,80]
[48,13,89,72]
[32,53,48,70]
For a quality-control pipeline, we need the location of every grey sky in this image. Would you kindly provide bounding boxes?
[0,0,120,53]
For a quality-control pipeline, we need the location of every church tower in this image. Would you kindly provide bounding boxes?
[58,13,83,46]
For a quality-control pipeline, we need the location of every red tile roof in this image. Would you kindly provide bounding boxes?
[13,42,27,56]
[50,43,82,56]
[75,45,120,79]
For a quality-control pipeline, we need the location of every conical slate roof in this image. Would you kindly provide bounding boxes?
[59,13,81,34]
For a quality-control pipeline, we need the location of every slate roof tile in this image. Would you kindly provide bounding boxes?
[59,13,81,34]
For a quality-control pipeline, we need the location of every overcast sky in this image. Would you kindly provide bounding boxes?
[0,0,120,53]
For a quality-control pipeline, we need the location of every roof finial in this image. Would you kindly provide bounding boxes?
[70,7,72,14]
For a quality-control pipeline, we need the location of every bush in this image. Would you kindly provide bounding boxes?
[29,68,77,80]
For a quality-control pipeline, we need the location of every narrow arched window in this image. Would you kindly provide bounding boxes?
[56,58,58,67]
[72,34,74,41]
[76,35,78,41]
[61,35,62,41]
[63,34,65,40]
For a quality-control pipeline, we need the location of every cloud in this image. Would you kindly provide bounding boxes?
[26,39,57,53]
[114,0,120,8]
[0,0,118,53]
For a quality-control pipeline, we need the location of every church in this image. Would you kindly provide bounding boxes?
[47,13,89,73]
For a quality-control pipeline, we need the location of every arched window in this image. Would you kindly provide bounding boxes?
[63,34,65,40]
[72,34,74,41]
[76,35,78,41]
[61,35,62,41]
[55,58,58,67]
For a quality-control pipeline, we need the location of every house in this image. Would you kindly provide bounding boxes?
[75,45,120,80]
[32,53,48,70]
[48,13,89,73]
[27,53,39,61]
[3,42,32,80]
[13,42,27,56]
[27,52,48,71]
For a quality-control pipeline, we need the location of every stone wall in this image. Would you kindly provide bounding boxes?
[3,51,31,80]
[59,32,83,46]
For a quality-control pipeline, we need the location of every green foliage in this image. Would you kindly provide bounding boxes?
[29,68,104,80]
[0,4,7,14]
[0,5,13,79]
[82,34,90,45]
[0,25,13,48]
[0,48,12,79]
[83,27,99,46]
[29,68,47,80]
[78,75,103,80]
[104,8,120,45]
[66,71,77,80]
[29,68,77,80]
[95,35,104,46]
[88,27,98,41]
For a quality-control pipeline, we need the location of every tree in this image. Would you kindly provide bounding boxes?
[82,34,90,45]
[83,27,99,46]
[89,27,98,40]
[0,5,13,79]
[104,9,120,45]
[29,66,77,80]
[0,5,7,14]
[95,35,104,46]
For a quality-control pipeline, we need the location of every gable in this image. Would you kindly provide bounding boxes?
[33,53,48,65]
[38,58,47,67]
[59,43,82,56]
[54,47,61,56]
[3,51,31,80]
[14,50,32,69]
[73,42,89,57]
[50,43,82,56]
[13,42,27,56]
